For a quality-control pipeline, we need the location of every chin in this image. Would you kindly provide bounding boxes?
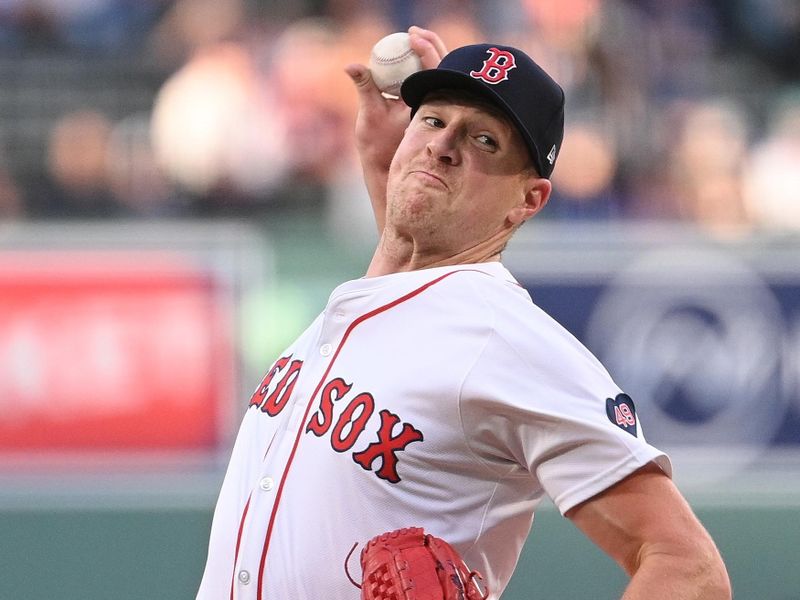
[390,192,437,222]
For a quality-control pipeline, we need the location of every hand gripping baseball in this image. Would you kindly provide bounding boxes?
[347,527,489,600]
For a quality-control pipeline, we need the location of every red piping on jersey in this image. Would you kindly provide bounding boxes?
[230,492,252,600]
[254,268,488,599]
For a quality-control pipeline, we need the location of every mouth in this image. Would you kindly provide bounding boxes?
[408,169,448,189]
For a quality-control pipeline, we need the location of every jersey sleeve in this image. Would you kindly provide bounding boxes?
[459,290,671,516]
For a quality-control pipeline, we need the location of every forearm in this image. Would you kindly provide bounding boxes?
[357,149,391,235]
[620,547,731,599]
[567,465,731,600]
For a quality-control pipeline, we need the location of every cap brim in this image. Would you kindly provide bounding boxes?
[401,69,542,174]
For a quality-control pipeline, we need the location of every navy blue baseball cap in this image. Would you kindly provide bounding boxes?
[401,44,565,179]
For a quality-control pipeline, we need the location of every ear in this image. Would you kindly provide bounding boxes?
[507,177,551,225]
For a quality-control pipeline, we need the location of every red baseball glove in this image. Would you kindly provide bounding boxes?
[352,527,489,600]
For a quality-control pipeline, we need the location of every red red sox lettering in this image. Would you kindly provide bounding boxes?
[248,354,303,416]
[249,356,423,484]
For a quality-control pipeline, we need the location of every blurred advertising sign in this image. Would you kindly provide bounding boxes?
[505,224,800,482]
[0,223,269,467]
[0,253,229,452]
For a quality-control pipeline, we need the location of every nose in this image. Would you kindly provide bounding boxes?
[426,128,461,165]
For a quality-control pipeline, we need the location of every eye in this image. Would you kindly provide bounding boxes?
[423,116,445,128]
[476,134,498,149]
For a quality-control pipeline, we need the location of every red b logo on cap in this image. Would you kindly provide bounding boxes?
[470,47,517,84]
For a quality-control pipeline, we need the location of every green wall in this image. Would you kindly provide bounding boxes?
[1,505,797,599]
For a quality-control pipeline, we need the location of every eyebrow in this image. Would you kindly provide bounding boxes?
[421,90,512,125]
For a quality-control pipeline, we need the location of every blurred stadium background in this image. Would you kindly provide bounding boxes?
[0,1,798,598]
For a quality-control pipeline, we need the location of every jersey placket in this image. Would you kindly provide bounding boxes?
[231,305,349,600]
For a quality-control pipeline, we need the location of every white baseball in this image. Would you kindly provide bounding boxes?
[369,32,423,96]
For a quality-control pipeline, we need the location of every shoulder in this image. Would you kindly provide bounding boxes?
[464,264,608,373]
[406,263,603,374]
[424,262,533,313]
[450,264,622,416]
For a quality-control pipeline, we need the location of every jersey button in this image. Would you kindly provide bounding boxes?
[238,570,251,585]
[259,476,274,491]
[320,343,332,356]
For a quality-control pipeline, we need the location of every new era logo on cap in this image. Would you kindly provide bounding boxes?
[401,43,565,178]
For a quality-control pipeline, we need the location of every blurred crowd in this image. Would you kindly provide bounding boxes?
[0,0,799,237]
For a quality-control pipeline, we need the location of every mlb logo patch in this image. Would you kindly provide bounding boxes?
[606,393,637,437]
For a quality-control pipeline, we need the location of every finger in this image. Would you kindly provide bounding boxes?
[346,63,405,107]
[408,26,448,60]
[409,35,440,70]
[345,62,376,91]
[408,26,448,57]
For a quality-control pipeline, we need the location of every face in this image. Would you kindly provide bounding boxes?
[385,92,550,257]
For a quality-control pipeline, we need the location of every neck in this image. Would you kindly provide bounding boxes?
[365,227,511,277]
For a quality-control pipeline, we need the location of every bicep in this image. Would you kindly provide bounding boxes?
[565,462,711,576]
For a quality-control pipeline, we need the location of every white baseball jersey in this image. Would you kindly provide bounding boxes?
[197,261,670,600]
